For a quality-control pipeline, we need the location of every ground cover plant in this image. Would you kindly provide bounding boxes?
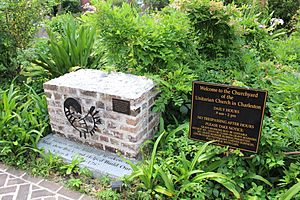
[0,0,299,199]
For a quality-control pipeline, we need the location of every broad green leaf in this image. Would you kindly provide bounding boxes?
[154,185,176,197]
[245,174,272,187]
[280,182,300,200]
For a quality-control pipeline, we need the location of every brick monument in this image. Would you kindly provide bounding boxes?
[43,69,160,158]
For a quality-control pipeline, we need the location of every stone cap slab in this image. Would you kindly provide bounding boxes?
[44,69,155,99]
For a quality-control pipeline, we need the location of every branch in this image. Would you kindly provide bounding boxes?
[284,151,300,156]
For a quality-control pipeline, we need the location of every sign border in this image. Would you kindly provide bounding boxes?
[189,81,268,153]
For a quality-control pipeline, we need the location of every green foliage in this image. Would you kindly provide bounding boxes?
[95,1,198,120]
[268,0,300,30]
[280,182,300,200]
[124,129,166,190]
[97,189,120,200]
[59,155,84,175]
[0,0,52,78]
[1,0,300,199]
[96,2,196,72]
[271,33,300,68]
[31,153,64,177]
[58,0,82,14]
[32,14,96,78]
[124,125,240,199]
[144,0,170,11]
[0,83,49,160]
[171,0,240,58]
[67,178,83,189]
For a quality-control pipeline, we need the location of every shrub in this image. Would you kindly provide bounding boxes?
[0,0,52,78]
[0,83,49,163]
[171,0,241,58]
[268,0,300,30]
[96,2,196,73]
[95,2,197,121]
[124,126,240,199]
[31,14,97,78]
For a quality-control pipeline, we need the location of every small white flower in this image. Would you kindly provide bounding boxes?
[270,18,284,26]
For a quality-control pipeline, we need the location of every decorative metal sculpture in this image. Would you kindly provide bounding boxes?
[64,98,101,139]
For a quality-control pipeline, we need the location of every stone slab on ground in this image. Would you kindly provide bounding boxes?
[38,134,133,178]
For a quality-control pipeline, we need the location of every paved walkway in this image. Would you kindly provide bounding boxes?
[0,163,94,200]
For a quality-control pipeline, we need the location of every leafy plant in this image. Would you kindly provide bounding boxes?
[0,0,52,78]
[280,182,300,200]
[31,154,64,177]
[124,124,240,199]
[0,83,49,160]
[123,130,166,191]
[32,14,96,78]
[97,189,120,200]
[67,178,83,189]
[59,155,84,175]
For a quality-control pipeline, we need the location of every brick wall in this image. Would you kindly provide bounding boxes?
[44,70,160,158]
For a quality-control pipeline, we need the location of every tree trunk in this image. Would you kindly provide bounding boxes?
[260,0,267,8]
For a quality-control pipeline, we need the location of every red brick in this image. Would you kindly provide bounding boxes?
[53,93,61,100]
[126,118,139,126]
[128,128,147,142]
[130,107,141,117]
[44,84,57,91]
[133,93,147,105]
[148,115,154,123]
[0,186,17,195]
[113,131,123,139]
[142,102,147,109]
[44,92,52,99]
[104,112,120,121]
[7,178,26,185]
[47,107,56,115]
[107,121,118,129]
[80,90,97,97]
[96,101,104,109]
[57,187,82,199]
[6,168,25,177]
[60,86,77,94]
[21,174,44,184]
[110,138,119,145]
[105,146,116,153]
[148,117,159,132]
[1,195,13,200]
[0,174,7,187]
[38,180,61,192]
[91,134,99,140]
[16,184,30,200]
[100,136,109,142]
[92,143,104,150]
[120,125,141,133]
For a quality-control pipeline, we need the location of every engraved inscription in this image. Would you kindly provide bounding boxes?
[112,98,130,115]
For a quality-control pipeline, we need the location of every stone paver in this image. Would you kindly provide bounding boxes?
[0,162,96,200]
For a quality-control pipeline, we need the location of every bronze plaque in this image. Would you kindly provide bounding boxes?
[112,98,130,115]
[190,81,267,153]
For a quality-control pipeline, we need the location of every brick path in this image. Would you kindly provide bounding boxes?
[0,163,94,200]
